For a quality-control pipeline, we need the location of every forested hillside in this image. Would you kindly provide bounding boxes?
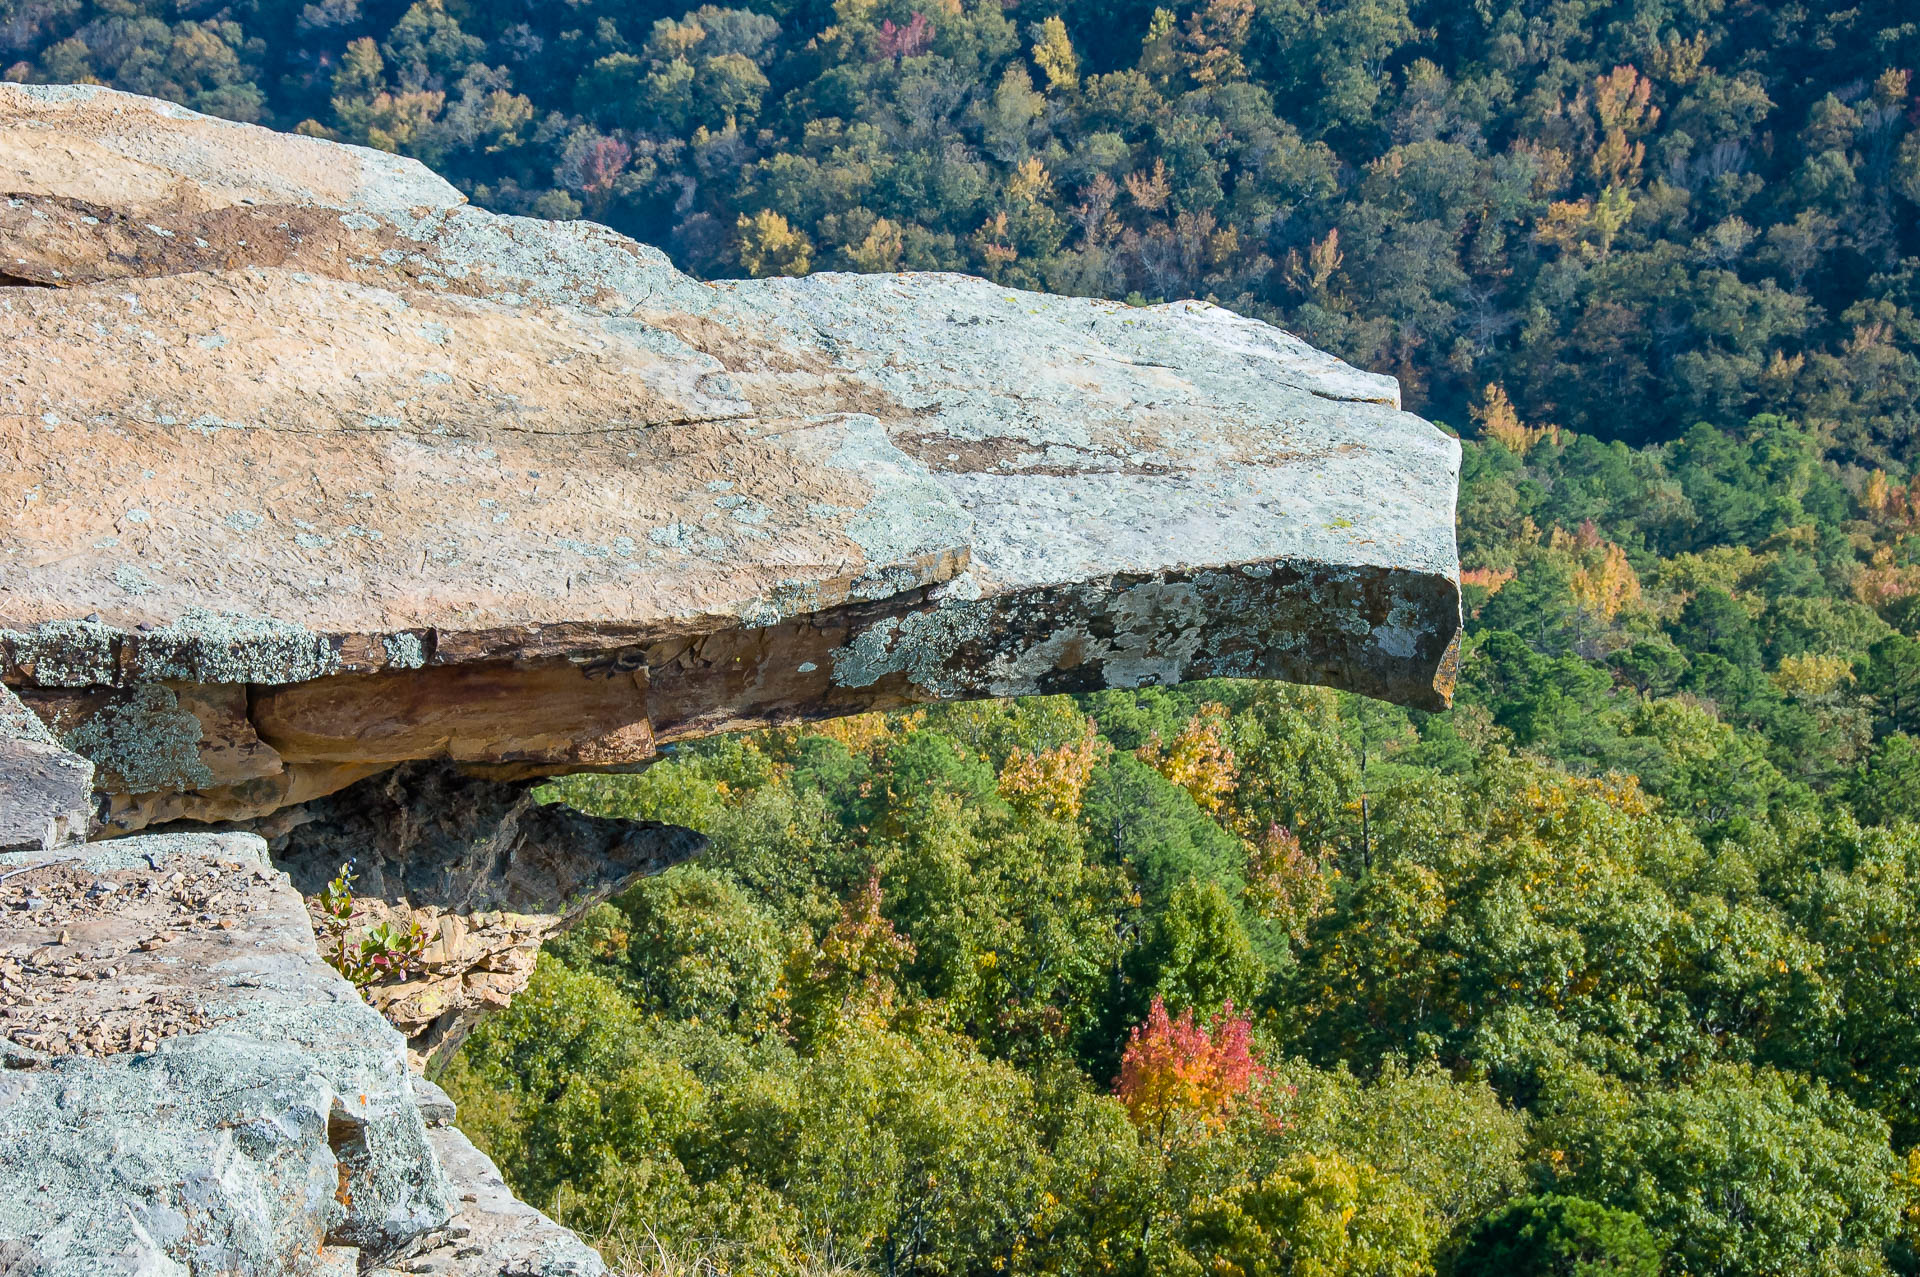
[15,0,1920,1271]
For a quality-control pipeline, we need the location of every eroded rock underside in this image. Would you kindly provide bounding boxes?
[0,83,1461,1274]
[263,762,705,1073]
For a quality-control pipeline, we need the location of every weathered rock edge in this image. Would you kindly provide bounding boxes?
[0,832,456,1274]
[1,83,1462,832]
[0,829,612,1276]
[0,683,92,852]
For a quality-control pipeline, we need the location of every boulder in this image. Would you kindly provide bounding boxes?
[0,682,93,852]
[0,831,453,1273]
[0,84,1462,832]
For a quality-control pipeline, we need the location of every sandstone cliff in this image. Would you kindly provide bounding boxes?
[0,84,1460,1274]
[0,82,1459,836]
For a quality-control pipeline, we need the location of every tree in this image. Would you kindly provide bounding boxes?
[615,866,783,1035]
[1668,587,1762,667]
[1862,634,1920,735]
[1179,1152,1438,1277]
[1081,751,1246,907]
[781,873,915,1047]
[1454,1195,1663,1277]
[1132,877,1266,1021]
[1533,1063,1901,1277]
[1114,995,1266,1143]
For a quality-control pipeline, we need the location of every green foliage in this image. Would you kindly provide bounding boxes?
[443,667,1920,1275]
[1178,1151,1438,1277]
[314,860,427,992]
[1132,877,1266,1021]
[554,868,785,1035]
[1454,1194,1663,1277]
[1533,1062,1901,1276]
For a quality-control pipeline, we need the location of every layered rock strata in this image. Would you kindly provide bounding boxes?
[0,83,1463,837]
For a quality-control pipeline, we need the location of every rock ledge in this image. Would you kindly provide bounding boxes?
[1,83,1461,835]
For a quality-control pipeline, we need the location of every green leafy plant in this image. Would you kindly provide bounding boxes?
[1454,1194,1663,1277]
[316,859,428,993]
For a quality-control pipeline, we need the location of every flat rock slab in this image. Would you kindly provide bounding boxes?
[0,831,453,1274]
[0,84,1461,829]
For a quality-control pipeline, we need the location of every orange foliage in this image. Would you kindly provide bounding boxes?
[782,873,916,1031]
[1115,996,1272,1140]
[1460,566,1516,594]
[1854,546,1920,606]
[1589,65,1658,187]
[1470,383,1561,452]
[783,710,923,757]
[1245,824,1332,943]
[1569,541,1642,621]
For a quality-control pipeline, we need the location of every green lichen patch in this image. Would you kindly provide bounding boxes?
[62,683,214,793]
[3,609,342,688]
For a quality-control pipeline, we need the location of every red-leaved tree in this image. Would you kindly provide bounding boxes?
[874,12,933,60]
[571,136,631,215]
[1114,996,1272,1146]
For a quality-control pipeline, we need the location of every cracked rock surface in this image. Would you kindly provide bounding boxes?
[1,83,1461,833]
[0,832,453,1274]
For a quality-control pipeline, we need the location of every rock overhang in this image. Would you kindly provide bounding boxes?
[0,83,1462,831]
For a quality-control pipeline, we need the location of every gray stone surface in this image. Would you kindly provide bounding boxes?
[0,684,93,853]
[370,1126,607,1277]
[370,1106,610,1275]
[410,1074,459,1128]
[0,683,58,751]
[0,831,453,1273]
[1,82,1461,832]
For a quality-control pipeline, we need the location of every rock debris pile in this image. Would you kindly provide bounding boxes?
[0,852,239,1060]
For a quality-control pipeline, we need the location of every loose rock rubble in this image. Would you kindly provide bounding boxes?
[0,853,261,1059]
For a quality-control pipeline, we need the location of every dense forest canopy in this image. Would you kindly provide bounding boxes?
[18,0,1920,1272]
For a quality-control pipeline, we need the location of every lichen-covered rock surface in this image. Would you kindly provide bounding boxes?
[0,831,453,1274]
[371,1083,607,1277]
[0,683,94,852]
[1,83,1461,831]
